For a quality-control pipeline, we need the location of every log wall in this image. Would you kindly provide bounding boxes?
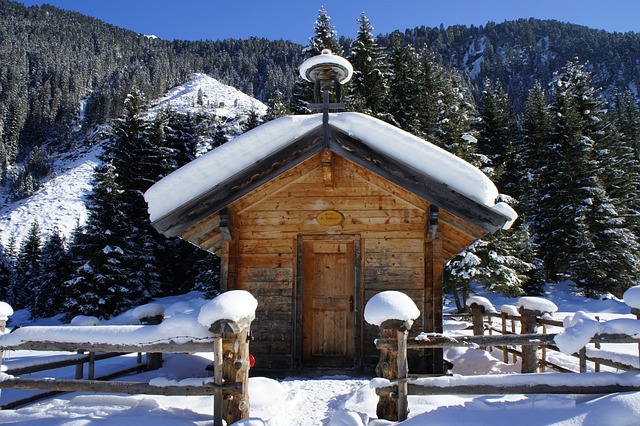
[225,153,433,373]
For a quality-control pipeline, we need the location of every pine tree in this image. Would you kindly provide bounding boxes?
[290,7,342,115]
[537,60,640,295]
[307,7,342,56]
[31,228,71,319]
[193,252,222,299]
[347,13,387,115]
[0,242,12,300]
[608,91,640,236]
[415,49,450,141]
[11,221,41,309]
[477,79,517,193]
[64,162,141,320]
[385,34,420,133]
[243,109,263,132]
[145,107,221,296]
[474,81,545,298]
[105,90,162,301]
[520,82,549,220]
[264,90,289,121]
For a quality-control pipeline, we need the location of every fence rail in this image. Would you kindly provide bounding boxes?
[0,317,254,426]
[371,301,640,422]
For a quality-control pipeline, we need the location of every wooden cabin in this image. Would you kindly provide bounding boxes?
[144,111,515,375]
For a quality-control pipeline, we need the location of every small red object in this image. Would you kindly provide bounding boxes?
[249,354,256,368]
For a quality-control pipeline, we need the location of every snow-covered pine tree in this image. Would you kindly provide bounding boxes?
[608,91,640,236]
[385,33,420,133]
[542,60,640,296]
[415,49,450,141]
[290,7,342,115]
[30,228,71,319]
[243,108,263,132]
[193,252,222,299]
[0,242,12,299]
[264,90,289,121]
[446,221,536,310]
[575,185,640,297]
[105,90,162,302]
[519,82,549,220]
[63,161,139,320]
[150,109,219,296]
[475,81,545,297]
[477,79,517,193]
[308,7,342,56]
[11,220,41,309]
[347,13,387,115]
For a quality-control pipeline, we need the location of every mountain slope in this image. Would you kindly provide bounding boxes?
[0,74,266,247]
[380,19,640,110]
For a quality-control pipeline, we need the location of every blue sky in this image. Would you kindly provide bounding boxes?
[19,0,640,44]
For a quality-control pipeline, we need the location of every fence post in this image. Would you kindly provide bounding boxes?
[469,303,485,337]
[209,316,253,426]
[88,351,96,380]
[501,312,508,363]
[632,308,640,363]
[0,317,6,377]
[213,332,224,426]
[469,302,486,351]
[140,314,164,371]
[520,307,542,373]
[75,350,84,379]
[375,319,412,422]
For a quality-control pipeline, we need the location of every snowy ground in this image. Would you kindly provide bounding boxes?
[0,282,639,425]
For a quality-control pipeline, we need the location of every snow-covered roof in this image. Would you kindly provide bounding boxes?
[145,112,517,241]
[145,112,516,232]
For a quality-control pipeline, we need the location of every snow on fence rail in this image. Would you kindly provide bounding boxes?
[0,290,257,426]
[366,289,640,422]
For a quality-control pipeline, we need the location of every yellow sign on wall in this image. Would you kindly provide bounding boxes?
[316,210,344,226]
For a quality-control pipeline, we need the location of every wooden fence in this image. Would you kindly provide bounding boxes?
[0,316,253,426]
[467,303,640,373]
[372,306,640,422]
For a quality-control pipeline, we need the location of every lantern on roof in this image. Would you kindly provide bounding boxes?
[299,49,353,105]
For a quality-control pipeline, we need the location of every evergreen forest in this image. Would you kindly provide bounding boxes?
[1,1,640,319]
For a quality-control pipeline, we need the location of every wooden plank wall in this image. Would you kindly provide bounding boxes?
[226,153,433,373]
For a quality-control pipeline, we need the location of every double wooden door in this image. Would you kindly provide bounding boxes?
[300,236,358,368]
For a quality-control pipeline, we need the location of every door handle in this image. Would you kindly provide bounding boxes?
[349,296,354,312]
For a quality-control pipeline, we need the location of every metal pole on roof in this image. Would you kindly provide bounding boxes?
[299,48,352,118]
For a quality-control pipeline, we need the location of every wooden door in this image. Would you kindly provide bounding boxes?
[302,238,355,367]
